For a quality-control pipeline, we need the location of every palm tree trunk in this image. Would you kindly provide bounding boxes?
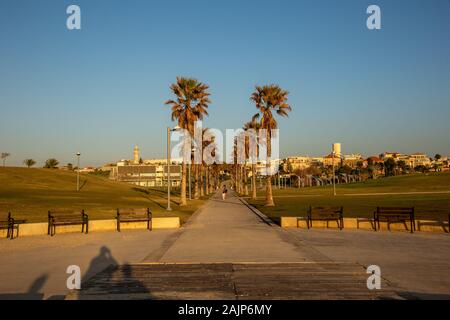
[180,162,187,206]
[265,130,275,206]
[200,165,204,197]
[194,164,200,199]
[243,165,249,196]
[251,164,257,200]
[205,167,209,195]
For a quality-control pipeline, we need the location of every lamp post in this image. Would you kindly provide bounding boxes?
[167,126,180,211]
[76,152,81,192]
[332,151,336,196]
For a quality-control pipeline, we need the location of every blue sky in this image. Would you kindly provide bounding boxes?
[1,0,449,167]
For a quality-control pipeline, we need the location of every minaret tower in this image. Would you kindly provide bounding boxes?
[133,145,140,164]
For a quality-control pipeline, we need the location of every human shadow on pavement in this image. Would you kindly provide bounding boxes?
[0,273,48,300]
[81,246,119,286]
[78,264,151,299]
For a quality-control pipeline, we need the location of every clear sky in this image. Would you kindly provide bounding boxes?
[1,0,449,167]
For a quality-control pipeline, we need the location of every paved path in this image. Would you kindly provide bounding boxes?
[152,190,314,263]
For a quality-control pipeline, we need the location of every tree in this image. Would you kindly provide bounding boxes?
[23,159,36,168]
[384,158,396,177]
[244,120,261,200]
[165,77,211,206]
[414,165,427,173]
[397,160,407,174]
[1,153,10,167]
[44,158,59,169]
[251,84,292,206]
[67,163,73,170]
[434,154,442,161]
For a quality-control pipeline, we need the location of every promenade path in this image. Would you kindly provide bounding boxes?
[150,191,316,263]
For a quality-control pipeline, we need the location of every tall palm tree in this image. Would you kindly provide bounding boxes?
[251,84,291,206]
[165,77,211,206]
[244,120,261,200]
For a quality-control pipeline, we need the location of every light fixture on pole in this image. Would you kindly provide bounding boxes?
[167,126,180,211]
[76,152,81,192]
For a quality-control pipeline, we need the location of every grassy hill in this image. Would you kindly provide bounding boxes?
[0,167,205,223]
[249,172,450,221]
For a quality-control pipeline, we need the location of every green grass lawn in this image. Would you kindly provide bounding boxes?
[0,167,206,224]
[247,172,450,223]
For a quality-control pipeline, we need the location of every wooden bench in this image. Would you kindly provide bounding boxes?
[48,210,89,236]
[116,208,152,232]
[307,206,344,230]
[0,212,26,239]
[374,207,415,233]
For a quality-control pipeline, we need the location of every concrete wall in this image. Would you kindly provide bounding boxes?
[281,217,449,233]
[0,217,180,238]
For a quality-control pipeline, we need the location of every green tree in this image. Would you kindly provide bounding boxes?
[23,159,36,168]
[384,158,397,176]
[434,154,442,161]
[1,152,10,167]
[44,158,59,169]
[397,160,406,174]
[251,84,292,206]
[165,77,211,206]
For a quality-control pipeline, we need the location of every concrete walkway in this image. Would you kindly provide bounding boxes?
[153,191,312,263]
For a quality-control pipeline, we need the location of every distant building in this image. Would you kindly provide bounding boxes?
[408,153,431,168]
[343,154,363,168]
[284,156,312,172]
[133,145,140,164]
[79,167,96,173]
[110,164,181,187]
[323,153,341,167]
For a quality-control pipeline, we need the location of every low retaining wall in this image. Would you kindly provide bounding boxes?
[0,217,180,238]
[281,217,449,233]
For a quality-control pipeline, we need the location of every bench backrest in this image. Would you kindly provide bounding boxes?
[117,208,151,217]
[309,206,343,218]
[376,207,414,216]
[48,210,86,221]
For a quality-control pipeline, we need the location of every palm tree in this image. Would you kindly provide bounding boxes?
[1,153,10,167]
[23,159,36,168]
[244,120,261,200]
[165,77,211,206]
[251,84,292,206]
[44,158,59,169]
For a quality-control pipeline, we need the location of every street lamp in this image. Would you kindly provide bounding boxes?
[76,152,81,192]
[332,151,336,196]
[167,126,180,211]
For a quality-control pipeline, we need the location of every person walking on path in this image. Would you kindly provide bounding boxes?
[222,185,228,201]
